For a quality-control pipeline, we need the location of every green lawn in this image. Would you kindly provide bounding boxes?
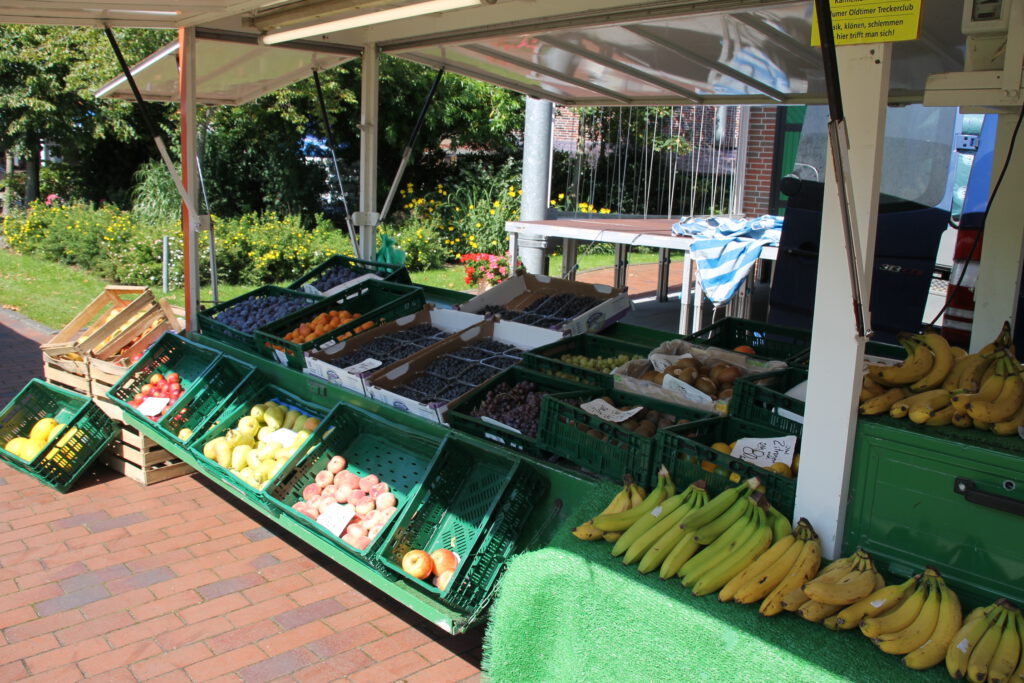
[0,247,658,330]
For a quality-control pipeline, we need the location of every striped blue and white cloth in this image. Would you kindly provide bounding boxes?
[672,215,783,307]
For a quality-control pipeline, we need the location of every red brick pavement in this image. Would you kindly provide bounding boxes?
[0,261,672,681]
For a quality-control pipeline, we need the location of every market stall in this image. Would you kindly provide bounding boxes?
[2,1,1023,681]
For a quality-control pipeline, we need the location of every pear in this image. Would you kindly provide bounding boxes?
[276,446,296,461]
[245,448,262,470]
[261,443,282,461]
[236,415,260,438]
[231,444,252,471]
[257,459,278,483]
[257,426,277,444]
[203,436,224,459]
[224,429,254,449]
[213,439,232,468]
[301,417,321,432]
[283,409,303,431]
[249,403,267,421]
[263,405,285,430]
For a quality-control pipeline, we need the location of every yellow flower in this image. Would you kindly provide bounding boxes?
[550,200,556,206]
[492,200,501,208]
[558,193,565,200]
[489,210,496,215]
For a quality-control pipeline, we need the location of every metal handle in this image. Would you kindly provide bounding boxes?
[954,477,1024,517]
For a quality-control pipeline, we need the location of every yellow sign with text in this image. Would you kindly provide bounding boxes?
[811,0,922,46]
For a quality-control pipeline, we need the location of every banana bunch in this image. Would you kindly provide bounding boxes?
[571,476,647,542]
[860,322,1024,436]
[779,548,884,623]
[615,479,708,564]
[679,491,782,597]
[650,476,765,580]
[719,517,821,616]
[824,573,918,631]
[587,466,675,538]
[946,598,1024,682]
[860,567,963,671]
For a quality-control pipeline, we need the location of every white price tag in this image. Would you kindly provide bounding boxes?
[580,399,644,423]
[481,415,521,434]
[138,397,170,417]
[649,353,693,373]
[662,374,715,407]
[316,502,355,537]
[320,272,383,298]
[344,358,383,374]
[272,349,288,366]
[266,428,298,446]
[731,435,797,468]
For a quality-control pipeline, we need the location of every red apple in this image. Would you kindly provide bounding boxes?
[302,483,322,501]
[430,549,459,576]
[436,569,455,592]
[338,470,360,489]
[150,373,165,385]
[351,535,371,550]
[165,372,180,384]
[401,550,434,580]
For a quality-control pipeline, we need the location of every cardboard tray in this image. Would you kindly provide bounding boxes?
[367,319,563,424]
[455,273,631,336]
[303,306,485,396]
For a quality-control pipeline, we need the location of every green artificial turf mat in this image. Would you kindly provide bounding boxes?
[482,481,949,683]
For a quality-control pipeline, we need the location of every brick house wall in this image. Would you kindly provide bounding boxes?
[742,106,778,216]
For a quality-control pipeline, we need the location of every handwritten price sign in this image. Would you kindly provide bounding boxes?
[731,435,797,468]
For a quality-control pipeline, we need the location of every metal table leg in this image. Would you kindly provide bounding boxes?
[657,248,670,302]
[562,237,578,280]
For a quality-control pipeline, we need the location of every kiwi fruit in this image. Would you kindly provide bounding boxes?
[635,421,656,438]
[621,418,640,432]
[695,376,719,396]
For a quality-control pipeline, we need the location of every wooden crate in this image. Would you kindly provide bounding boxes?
[101,423,193,485]
[42,352,91,396]
[41,286,154,358]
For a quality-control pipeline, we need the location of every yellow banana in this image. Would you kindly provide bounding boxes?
[861,579,929,638]
[902,574,963,670]
[628,483,646,508]
[732,520,814,605]
[947,605,1002,679]
[925,404,957,427]
[571,521,605,541]
[625,488,704,566]
[944,353,977,392]
[1008,612,1024,683]
[602,532,622,542]
[799,599,844,624]
[572,480,634,540]
[862,375,887,396]
[803,554,880,606]
[760,526,822,617]
[830,575,917,630]
[992,399,1024,435]
[891,389,951,420]
[952,411,974,428]
[951,346,968,359]
[860,384,883,402]
[868,339,935,386]
[967,363,1024,423]
[875,580,942,654]
[860,387,910,416]
[719,533,795,603]
[780,586,810,612]
[967,609,1010,683]
[986,608,1022,683]
[957,353,997,393]
[593,467,674,532]
[909,332,956,391]
[954,362,1003,411]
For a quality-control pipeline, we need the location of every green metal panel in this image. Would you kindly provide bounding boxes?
[846,419,1024,608]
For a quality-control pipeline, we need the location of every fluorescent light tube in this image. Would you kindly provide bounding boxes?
[261,0,485,44]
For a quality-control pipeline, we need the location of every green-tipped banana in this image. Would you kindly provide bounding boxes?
[692,508,773,597]
[638,487,709,574]
[592,467,674,532]
[611,490,688,557]
[767,505,792,539]
[623,481,707,565]
[659,531,700,579]
[680,504,759,587]
[691,493,753,545]
[680,477,760,531]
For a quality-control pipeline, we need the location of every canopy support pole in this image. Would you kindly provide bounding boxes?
[179,27,200,331]
[356,43,380,261]
[970,112,1024,351]
[795,42,890,558]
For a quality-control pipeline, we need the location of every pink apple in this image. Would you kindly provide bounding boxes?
[375,492,397,509]
[302,483,322,501]
[314,470,333,488]
[358,474,380,493]
[326,455,347,474]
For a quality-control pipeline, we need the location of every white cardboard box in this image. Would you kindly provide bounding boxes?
[456,273,632,336]
[303,306,483,395]
[367,319,562,423]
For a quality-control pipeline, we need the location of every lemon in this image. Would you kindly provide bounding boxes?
[710,441,732,455]
[768,462,794,478]
[4,437,30,460]
[29,418,57,443]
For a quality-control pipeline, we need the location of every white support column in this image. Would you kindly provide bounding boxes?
[357,43,380,261]
[794,43,891,558]
[970,112,1024,351]
[178,27,200,331]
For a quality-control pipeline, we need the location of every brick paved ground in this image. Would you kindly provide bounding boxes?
[0,261,674,681]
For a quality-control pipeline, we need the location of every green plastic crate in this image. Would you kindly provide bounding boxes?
[198,285,322,351]
[446,367,583,455]
[376,432,522,604]
[105,332,223,429]
[537,387,709,488]
[263,403,440,561]
[521,334,652,389]
[254,280,426,370]
[846,418,1024,607]
[859,414,1024,454]
[288,254,412,294]
[443,462,549,613]
[159,355,256,445]
[0,379,117,492]
[683,317,811,362]
[788,338,906,367]
[656,415,798,518]
[189,384,330,503]
[730,367,808,435]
